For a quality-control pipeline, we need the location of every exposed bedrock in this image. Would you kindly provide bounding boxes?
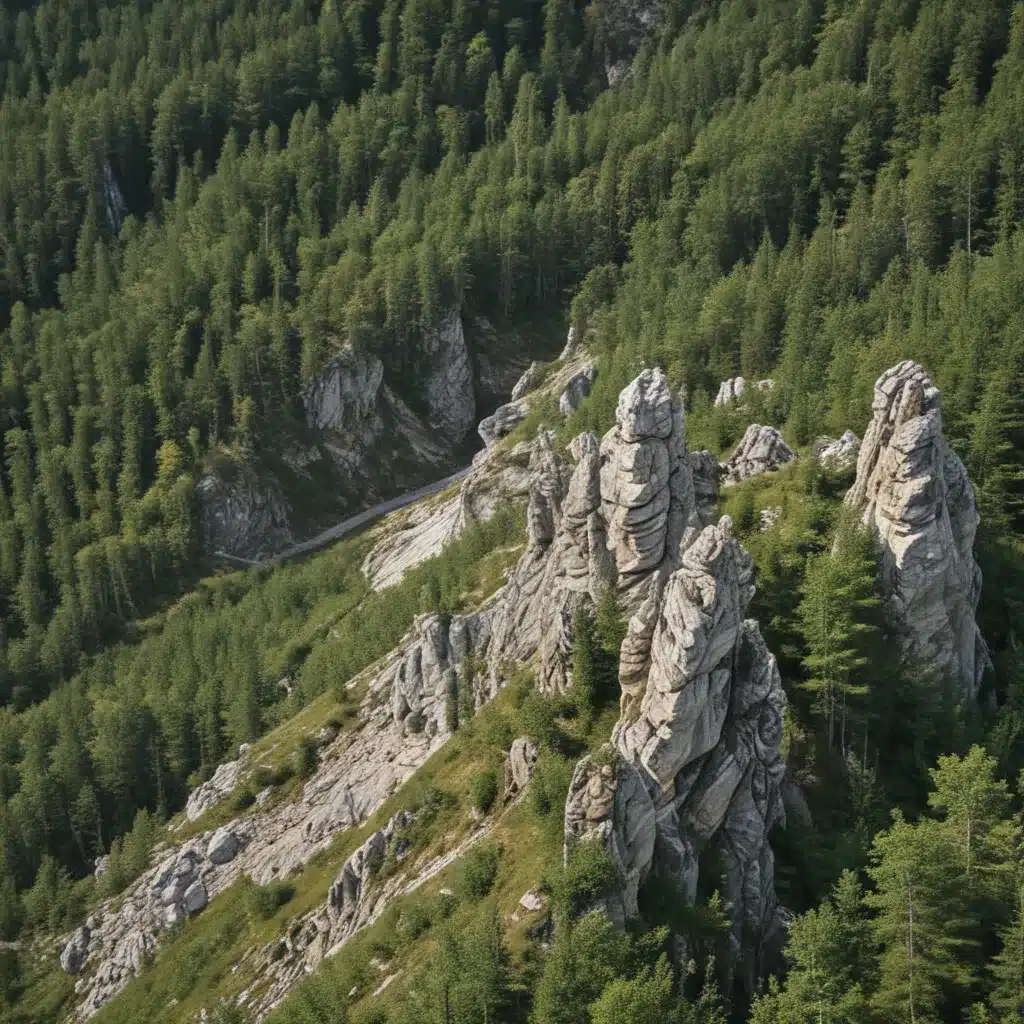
[845,360,989,698]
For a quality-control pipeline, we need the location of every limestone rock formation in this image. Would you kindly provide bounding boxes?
[197,461,293,560]
[180,756,246,825]
[423,310,476,444]
[479,402,527,447]
[206,828,240,865]
[816,430,861,471]
[504,738,540,802]
[61,925,91,975]
[845,361,989,698]
[722,425,795,486]
[714,377,775,407]
[559,363,597,416]
[563,752,655,926]
[304,345,384,433]
[688,450,723,524]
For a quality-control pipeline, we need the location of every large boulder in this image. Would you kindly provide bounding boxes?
[845,361,989,698]
[816,430,861,471]
[722,425,795,486]
[478,402,527,447]
[181,757,245,825]
[206,827,240,865]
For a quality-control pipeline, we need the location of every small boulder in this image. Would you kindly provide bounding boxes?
[558,364,597,417]
[60,925,91,975]
[519,890,544,913]
[94,855,109,879]
[183,880,209,915]
[759,506,782,532]
[206,827,240,866]
[165,903,186,927]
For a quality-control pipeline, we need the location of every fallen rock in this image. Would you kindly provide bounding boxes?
[722,425,795,486]
[558,364,597,417]
[317,724,339,747]
[504,738,540,802]
[183,881,209,915]
[519,890,545,913]
[61,925,91,975]
[94,856,109,879]
[206,827,240,866]
[845,360,989,699]
[759,506,782,531]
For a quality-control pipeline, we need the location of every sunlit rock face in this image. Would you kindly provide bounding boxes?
[845,360,989,699]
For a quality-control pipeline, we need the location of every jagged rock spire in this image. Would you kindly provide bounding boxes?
[845,360,989,698]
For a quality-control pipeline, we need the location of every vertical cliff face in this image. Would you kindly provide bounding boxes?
[845,361,989,698]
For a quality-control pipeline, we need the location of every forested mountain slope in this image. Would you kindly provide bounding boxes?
[3,0,1024,1021]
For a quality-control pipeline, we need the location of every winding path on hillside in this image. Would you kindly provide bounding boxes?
[215,464,474,568]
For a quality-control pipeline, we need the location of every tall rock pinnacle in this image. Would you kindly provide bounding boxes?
[845,361,989,698]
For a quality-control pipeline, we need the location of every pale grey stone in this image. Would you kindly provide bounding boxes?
[206,828,240,866]
[558,364,597,417]
[61,925,91,974]
[845,361,989,698]
[183,881,208,915]
[504,738,540,802]
[722,425,795,486]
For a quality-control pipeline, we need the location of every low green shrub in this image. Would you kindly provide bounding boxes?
[470,766,500,814]
[459,844,501,900]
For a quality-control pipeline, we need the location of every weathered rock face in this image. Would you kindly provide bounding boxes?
[512,362,545,401]
[816,430,861,471]
[479,402,527,447]
[504,738,540,802]
[688,450,723,525]
[304,346,384,433]
[559,364,597,417]
[845,361,989,698]
[61,925,91,975]
[722,425,795,486]
[179,757,246,825]
[563,752,655,926]
[197,461,293,560]
[422,310,476,444]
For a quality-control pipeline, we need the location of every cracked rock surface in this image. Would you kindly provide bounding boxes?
[845,360,989,698]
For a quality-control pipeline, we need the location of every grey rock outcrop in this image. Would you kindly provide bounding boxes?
[816,431,861,471]
[423,310,476,444]
[61,925,91,974]
[722,425,795,486]
[198,462,293,560]
[845,361,989,698]
[714,377,775,408]
[183,881,209,915]
[504,738,540,802]
[479,402,527,447]
[179,757,246,826]
[611,519,787,987]
[304,346,384,433]
[563,752,655,926]
[688,450,723,524]
[559,364,597,417]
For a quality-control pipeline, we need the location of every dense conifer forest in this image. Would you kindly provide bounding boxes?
[3,0,1024,1021]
